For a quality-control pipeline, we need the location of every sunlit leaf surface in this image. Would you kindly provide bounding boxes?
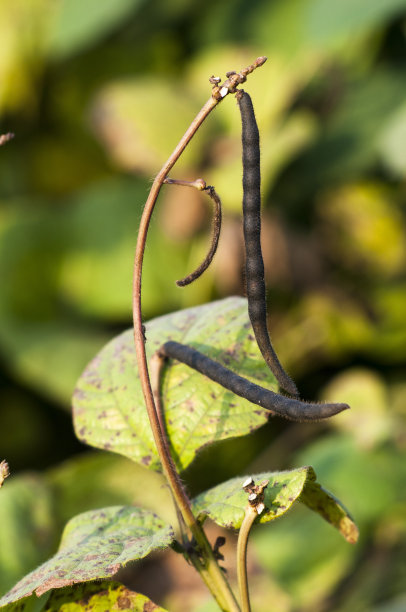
[45,580,168,611]
[192,466,358,542]
[0,507,174,606]
[47,0,143,59]
[73,297,275,471]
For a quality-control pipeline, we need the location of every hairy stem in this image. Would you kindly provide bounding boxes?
[133,96,231,612]
[132,57,267,611]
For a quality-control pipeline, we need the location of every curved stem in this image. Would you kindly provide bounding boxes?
[132,95,218,519]
[133,94,217,517]
[133,96,240,612]
[237,507,257,612]
[132,57,267,611]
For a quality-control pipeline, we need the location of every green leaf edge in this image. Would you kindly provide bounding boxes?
[192,466,359,543]
[300,472,359,544]
[0,581,169,612]
[0,506,174,607]
[72,297,274,474]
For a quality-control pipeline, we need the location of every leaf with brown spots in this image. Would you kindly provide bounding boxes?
[0,507,174,607]
[73,297,276,472]
[0,581,168,611]
[300,475,359,544]
[192,467,358,542]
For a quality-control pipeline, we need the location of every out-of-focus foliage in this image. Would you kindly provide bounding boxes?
[0,0,405,609]
[0,453,174,596]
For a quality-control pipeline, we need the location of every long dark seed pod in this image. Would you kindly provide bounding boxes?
[176,186,222,286]
[237,90,298,397]
[160,341,349,422]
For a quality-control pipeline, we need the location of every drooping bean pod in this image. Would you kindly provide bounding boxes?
[237,90,298,397]
[160,341,348,422]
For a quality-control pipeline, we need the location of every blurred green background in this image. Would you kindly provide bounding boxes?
[0,0,405,610]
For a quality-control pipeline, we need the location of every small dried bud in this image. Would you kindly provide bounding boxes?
[0,133,14,146]
[0,460,10,487]
[255,56,267,67]
[194,178,206,191]
[242,477,254,489]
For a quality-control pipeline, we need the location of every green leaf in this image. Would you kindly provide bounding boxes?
[254,0,406,58]
[0,594,49,612]
[58,177,151,321]
[73,297,274,472]
[191,467,358,542]
[288,70,406,192]
[321,368,392,448]
[307,0,406,48]
[317,183,405,279]
[0,203,109,405]
[0,475,57,597]
[44,580,168,611]
[47,0,143,59]
[2,322,109,408]
[192,467,309,529]
[0,581,168,611]
[0,507,174,606]
[296,434,406,523]
[378,102,406,177]
[92,78,205,174]
[300,477,359,544]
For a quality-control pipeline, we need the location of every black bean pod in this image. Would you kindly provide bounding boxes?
[161,341,349,422]
[237,89,298,397]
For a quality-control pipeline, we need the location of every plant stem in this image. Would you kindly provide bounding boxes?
[133,94,240,612]
[237,506,257,612]
[132,57,267,611]
[149,350,239,611]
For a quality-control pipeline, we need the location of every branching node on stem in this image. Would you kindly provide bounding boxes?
[0,460,10,487]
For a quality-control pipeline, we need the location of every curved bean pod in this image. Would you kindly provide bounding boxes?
[160,341,349,422]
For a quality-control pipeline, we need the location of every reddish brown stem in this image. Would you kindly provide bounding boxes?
[132,57,267,612]
[132,93,238,612]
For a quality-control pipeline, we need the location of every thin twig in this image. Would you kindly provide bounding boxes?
[163,177,207,190]
[163,180,223,287]
[163,177,222,286]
